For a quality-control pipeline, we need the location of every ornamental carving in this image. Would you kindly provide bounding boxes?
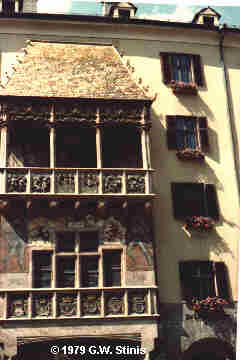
[82,295,101,315]
[33,295,52,317]
[9,296,28,318]
[58,294,77,317]
[106,295,124,315]
[79,173,99,193]
[99,104,143,123]
[4,103,51,122]
[7,174,27,192]
[100,216,126,244]
[126,174,145,193]
[55,103,97,124]
[31,174,50,193]
[103,174,122,193]
[129,293,147,314]
[56,172,75,193]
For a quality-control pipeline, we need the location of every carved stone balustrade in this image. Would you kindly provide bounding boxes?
[0,287,158,320]
[0,168,154,196]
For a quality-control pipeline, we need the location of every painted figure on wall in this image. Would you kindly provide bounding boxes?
[126,215,153,270]
[1,216,28,272]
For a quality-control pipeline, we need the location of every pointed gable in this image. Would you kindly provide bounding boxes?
[0,41,149,100]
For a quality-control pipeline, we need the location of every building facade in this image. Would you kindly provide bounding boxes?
[0,1,238,360]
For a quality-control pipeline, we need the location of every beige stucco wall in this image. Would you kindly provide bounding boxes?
[0,18,239,306]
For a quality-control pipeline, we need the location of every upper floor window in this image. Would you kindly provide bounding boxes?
[179,261,230,301]
[32,231,122,289]
[160,53,204,87]
[171,183,219,220]
[203,16,214,25]
[167,116,209,151]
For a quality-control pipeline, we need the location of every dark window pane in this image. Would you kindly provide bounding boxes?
[34,252,52,288]
[81,257,99,287]
[57,232,75,252]
[102,127,142,168]
[79,232,98,252]
[104,251,121,287]
[171,55,191,83]
[57,258,75,288]
[203,16,214,25]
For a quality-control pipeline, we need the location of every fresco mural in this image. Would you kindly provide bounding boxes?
[0,216,28,273]
[0,210,154,273]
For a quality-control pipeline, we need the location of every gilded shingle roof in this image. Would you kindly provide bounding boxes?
[0,41,149,100]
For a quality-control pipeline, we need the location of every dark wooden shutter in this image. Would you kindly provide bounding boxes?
[192,55,204,87]
[199,117,209,151]
[166,116,177,149]
[57,258,75,288]
[205,184,219,220]
[160,53,172,84]
[215,262,231,300]
[34,252,52,288]
[171,183,189,218]
[179,262,195,301]
[82,257,99,288]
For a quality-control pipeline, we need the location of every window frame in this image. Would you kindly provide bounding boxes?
[160,52,204,87]
[31,232,125,289]
[171,182,219,220]
[166,116,209,152]
[179,260,230,301]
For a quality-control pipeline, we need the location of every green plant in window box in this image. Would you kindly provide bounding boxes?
[176,148,205,161]
[170,80,198,95]
[192,297,228,320]
[184,216,215,231]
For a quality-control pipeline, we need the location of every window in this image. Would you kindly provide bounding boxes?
[160,53,204,86]
[103,250,122,287]
[167,116,209,151]
[102,127,142,168]
[32,232,122,288]
[179,261,230,301]
[171,183,219,220]
[119,9,130,19]
[203,16,214,25]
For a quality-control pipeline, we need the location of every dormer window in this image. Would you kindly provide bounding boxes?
[119,9,130,20]
[203,16,214,26]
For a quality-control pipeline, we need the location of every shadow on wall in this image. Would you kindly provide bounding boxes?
[181,337,235,360]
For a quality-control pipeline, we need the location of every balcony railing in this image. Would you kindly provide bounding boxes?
[0,168,154,196]
[0,0,20,15]
[0,287,159,320]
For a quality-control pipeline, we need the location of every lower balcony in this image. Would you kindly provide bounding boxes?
[0,287,159,320]
[0,168,154,197]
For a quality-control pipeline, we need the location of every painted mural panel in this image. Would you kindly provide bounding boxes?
[0,216,28,273]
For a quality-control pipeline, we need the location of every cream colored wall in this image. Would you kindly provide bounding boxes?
[0,19,239,303]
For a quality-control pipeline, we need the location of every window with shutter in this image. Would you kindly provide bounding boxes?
[171,183,219,220]
[33,251,52,288]
[166,116,209,152]
[179,261,229,301]
[160,53,204,87]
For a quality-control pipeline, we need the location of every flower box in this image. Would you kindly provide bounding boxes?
[170,81,198,95]
[192,297,228,320]
[176,148,205,161]
[184,216,215,231]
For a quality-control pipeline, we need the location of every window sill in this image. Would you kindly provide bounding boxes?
[170,82,198,96]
